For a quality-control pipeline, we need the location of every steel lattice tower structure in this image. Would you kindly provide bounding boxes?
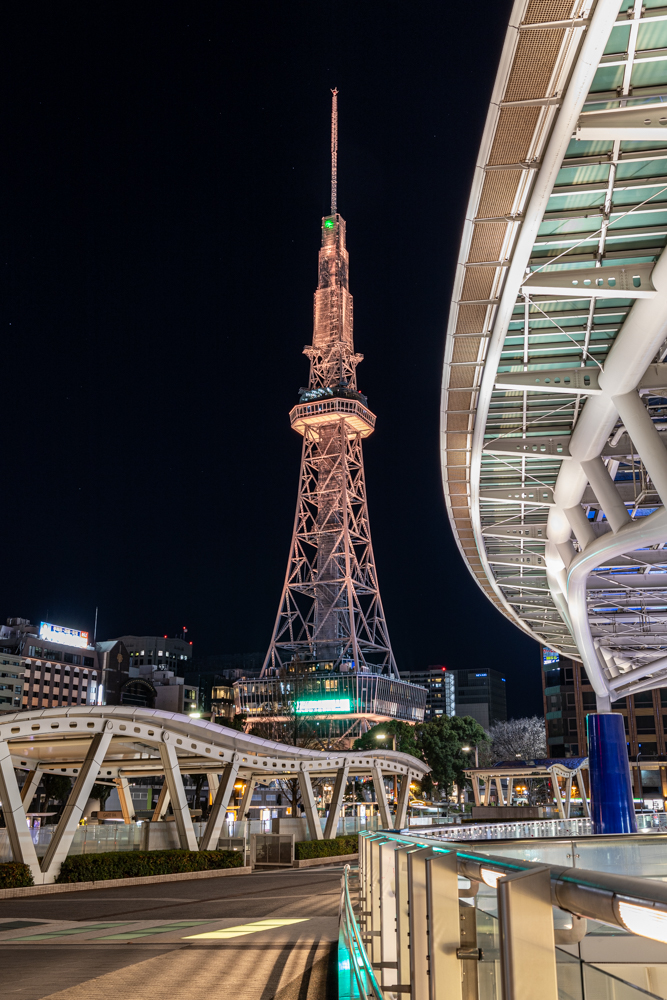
[262,89,399,680]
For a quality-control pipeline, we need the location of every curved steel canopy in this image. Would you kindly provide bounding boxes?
[442,0,667,705]
[0,706,428,883]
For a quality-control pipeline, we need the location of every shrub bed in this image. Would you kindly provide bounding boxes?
[0,863,34,888]
[295,835,358,861]
[56,848,244,884]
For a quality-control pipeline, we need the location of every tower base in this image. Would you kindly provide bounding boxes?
[587,712,637,834]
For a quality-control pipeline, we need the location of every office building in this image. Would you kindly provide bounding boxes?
[451,667,507,730]
[210,683,236,724]
[120,662,198,715]
[116,635,193,673]
[541,646,667,761]
[399,666,454,720]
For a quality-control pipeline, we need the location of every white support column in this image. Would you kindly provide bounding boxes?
[324,763,349,840]
[483,778,491,805]
[239,775,256,820]
[495,776,506,807]
[151,780,170,821]
[472,775,481,807]
[372,762,392,829]
[20,769,42,813]
[550,770,566,820]
[395,773,411,829]
[427,851,463,1000]
[507,777,514,807]
[114,777,135,824]
[199,759,239,851]
[577,768,591,818]
[207,773,220,801]
[298,767,323,840]
[564,774,573,820]
[159,736,198,851]
[41,725,114,880]
[614,389,667,505]
[0,742,40,880]
[580,456,631,532]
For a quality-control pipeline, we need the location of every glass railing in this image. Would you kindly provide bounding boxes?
[352,831,667,1000]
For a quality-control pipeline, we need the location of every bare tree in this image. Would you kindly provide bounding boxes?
[484,717,547,763]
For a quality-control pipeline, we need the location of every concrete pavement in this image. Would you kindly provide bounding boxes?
[0,865,342,999]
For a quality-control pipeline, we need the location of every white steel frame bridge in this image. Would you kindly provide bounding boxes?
[0,706,429,883]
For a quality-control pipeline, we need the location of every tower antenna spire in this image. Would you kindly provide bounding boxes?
[331,87,338,215]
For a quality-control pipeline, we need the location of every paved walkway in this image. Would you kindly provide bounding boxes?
[0,866,341,999]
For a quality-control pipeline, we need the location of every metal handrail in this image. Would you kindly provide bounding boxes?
[340,864,385,1000]
[367,831,667,937]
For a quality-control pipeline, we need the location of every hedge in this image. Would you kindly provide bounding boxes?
[295,835,358,860]
[56,848,244,884]
[0,863,34,888]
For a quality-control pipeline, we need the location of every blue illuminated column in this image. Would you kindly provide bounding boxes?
[587,712,636,834]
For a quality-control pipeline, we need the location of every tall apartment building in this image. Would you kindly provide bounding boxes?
[399,666,454,720]
[451,667,507,730]
[541,645,666,760]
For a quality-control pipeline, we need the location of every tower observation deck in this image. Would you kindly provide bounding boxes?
[236,91,426,738]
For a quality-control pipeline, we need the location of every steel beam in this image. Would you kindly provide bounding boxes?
[41,726,114,880]
[0,741,40,879]
[151,780,170,821]
[395,773,411,829]
[199,760,239,851]
[372,762,391,829]
[298,768,323,841]
[324,763,349,840]
[158,737,198,851]
[20,769,42,813]
[114,776,135,824]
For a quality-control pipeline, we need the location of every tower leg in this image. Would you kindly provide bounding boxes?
[587,713,636,834]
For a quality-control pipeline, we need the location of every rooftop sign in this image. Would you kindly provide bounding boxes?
[39,622,89,649]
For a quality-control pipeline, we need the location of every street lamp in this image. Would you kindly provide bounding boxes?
[462,745,479,767]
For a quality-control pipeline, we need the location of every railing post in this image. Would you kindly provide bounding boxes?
[369,836,388,966]
[395,843,419,995]
[380,839,399,991]
[426,851,462,1000]
[498,865,558,1000]
[408,846,438,1000]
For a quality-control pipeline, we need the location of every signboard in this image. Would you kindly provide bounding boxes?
[295,697,351,714]
[39,622,89,649]
[543,647,559,667]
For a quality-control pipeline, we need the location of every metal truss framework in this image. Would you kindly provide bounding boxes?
[441,0,667,704]
[0,706,428,883]
[264,93,398,679]
[266,418,396,675]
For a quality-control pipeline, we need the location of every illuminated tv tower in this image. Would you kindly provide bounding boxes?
[263,88,399,679]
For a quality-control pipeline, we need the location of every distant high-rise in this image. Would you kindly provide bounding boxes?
[236,91,425,737]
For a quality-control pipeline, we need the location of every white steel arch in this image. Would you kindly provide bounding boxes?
[442,0,667,705]
[0,706,428,883]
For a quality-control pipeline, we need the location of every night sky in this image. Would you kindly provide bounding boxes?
[1,2,543,717]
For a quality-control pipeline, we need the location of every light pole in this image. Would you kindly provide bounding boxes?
[462,745,479,767]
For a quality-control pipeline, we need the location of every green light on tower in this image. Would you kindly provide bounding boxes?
[324,219,334,229]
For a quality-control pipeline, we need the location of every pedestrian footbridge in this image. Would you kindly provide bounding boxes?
[0,705,428,884]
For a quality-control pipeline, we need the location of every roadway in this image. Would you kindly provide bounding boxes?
[0,865,341,999]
